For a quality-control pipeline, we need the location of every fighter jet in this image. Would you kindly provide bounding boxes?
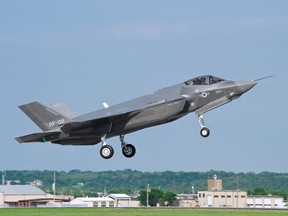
[16,75,264,159]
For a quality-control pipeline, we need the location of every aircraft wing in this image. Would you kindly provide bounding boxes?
[195,96,232,116]
[61,98,186,134]
[60,111,136,134]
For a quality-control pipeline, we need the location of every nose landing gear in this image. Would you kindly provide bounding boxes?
[198,114,210,138]
[200,127,210,137]
[120,135,136,158]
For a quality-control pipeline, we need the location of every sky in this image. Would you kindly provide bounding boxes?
[0,0,287,173]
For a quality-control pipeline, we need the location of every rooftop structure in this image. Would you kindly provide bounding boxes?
[0,185,45,195]
[68,193,139,208]
[0,185,55,207]
[197,175,247,208]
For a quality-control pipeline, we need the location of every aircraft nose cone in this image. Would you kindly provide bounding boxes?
[238,81,257,93]
[229,81,257,99]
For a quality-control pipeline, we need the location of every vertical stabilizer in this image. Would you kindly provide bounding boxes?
[19,101,71,131]
[49,102,79,119]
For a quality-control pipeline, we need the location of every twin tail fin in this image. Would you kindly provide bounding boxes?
[18,101,78,131]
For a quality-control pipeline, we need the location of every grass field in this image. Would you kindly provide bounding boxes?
[0,208,287,216]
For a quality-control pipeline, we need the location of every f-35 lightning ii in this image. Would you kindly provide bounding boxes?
[16,75,264,159]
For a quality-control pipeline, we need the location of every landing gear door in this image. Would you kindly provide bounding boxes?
[92,121,112,136]
[195,96,232,116]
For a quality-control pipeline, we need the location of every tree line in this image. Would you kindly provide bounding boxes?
[3,169,288,199]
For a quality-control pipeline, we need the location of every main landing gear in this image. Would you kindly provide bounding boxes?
[100,135,114,159]
[120,135,136,158]
[99,134,136,159]
[198,114,210,138]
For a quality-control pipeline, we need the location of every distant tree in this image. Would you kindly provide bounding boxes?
[251,187,267,195]
[149,188,164,206]
[139,188,163,206]
[5,170,288,197]
[268,190,287,200]
[160,191,176,206]
[139,188,176,206]
[138,190,146,206]
[247,188,287,200]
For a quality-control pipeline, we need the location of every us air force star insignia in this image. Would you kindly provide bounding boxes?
[200,92,209,98]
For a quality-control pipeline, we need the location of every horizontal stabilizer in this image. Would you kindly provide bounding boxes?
[15,131,61,143]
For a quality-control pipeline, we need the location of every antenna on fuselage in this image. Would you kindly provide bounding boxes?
[102,102,109,109]
[254,74,276,82]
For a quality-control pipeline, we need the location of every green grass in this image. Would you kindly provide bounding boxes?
[0,208,287,216]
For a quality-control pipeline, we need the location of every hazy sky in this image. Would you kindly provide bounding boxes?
[1,0,287,173]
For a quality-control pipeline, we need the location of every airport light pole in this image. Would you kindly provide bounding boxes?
[2,171,6,185]
[52,172,56,204]
[146,184,151,207]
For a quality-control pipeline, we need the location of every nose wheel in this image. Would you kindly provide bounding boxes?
[200,127,210,137]
[198,114,210,138]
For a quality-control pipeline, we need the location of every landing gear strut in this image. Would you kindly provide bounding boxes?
[100,134,114,159]
[198,114,210,138]
[120,135,136,158]
[99,134,136,159]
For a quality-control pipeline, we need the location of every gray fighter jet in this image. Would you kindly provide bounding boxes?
[16,75,263,159]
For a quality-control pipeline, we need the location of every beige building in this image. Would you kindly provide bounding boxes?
[174,194,199,207]
[108,194,139,207]
[0,185,56,207]
[197,175,247,208]
[198,190,247,208]
[208,178,222,191]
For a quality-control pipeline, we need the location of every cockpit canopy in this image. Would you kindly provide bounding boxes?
[185,75,225,86]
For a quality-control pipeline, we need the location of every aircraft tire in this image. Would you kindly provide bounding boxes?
[200,127,210,138]
[122,144,136,158]
[100,145,114,159]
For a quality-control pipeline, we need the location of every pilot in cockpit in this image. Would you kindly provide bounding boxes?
[201,77,208,85]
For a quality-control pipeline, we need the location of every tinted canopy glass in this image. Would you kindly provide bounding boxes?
[185,75,225,86]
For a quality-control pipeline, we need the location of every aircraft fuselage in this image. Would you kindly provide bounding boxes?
[57,76,256,145]
[16,75,258,158]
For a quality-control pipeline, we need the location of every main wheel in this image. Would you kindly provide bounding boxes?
[122,144,136,158]
[100,145,114,159]
[200,127,210,138]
